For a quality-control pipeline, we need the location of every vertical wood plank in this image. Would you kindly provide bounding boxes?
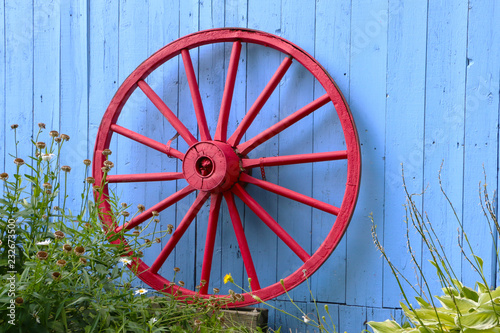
[244,0,281,295]
[422,0,468,294]
[275,0,316,303]
[366,307,395,332]
[33,0,60,137]
[346,0,388,307]
[382,0,427,307]
[220,0,248,294]
[338,304,367,333]
[307,302,340,333]
[145,0,180,281]
[60,0,88,212]
[175,0,199,290]
[462,0,500,288]
[5,0,33,174]
[312,0,351,305]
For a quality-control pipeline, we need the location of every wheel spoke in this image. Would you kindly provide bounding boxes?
[107,172,184,183]
[227,56,293,146]
[237,93,331,155]
[241,150,348,168]
[223,192,261,291]
[150,191,210,274]
[215,41,242,142]
[115,185,195,233]
[199,193,222,295]
[232,184,310,262]
[110,124,184,160]
[137,80,197,146]
[239,173,340,216]
[181,49,212,141]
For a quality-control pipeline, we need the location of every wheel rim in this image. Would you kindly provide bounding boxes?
[92,28,361,306]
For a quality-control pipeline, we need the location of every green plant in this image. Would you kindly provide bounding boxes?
[0,124,250,332]
[368,165,500,333]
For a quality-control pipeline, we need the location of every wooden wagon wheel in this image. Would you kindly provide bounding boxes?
[93,28,361,306]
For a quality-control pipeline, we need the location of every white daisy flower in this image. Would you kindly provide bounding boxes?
[36,239,52,246]
[149,317,158,324]
[119,257,132,265]
[135,288,148,295]
[42,153,55,161]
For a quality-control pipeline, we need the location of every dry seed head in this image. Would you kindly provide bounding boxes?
[14,158,24,166]
[0,173,8,181]
[132,230,140,236]
[74,246,85,256]
[121,211,130,217]
[45,189,52,195]
[155,238,161,243]
[63,244,72,252]
[51,272,61,280]
[38,122,46,129]
[102,149,112,156]
[194,319,202,326]
[53,206,59,211]
[10,124,18,129]
[36,251,48,260]
[121,202,127,208]
[173,267,180,273]
[166,224,173,234]
[153,219,159,223]
[137,251,143,257]
[137,204,145,212]
[61,165,71,172]
[54,137,61,143]
[178,280,185,287]
[151,211,159,217]
[15,297,23,305]
[103,160,114,169]
[56,259,67,267]
[213,287,220,294]
[54,231,65,239]
[49,130,59,137]
[86,177,95,184]
[200,279,207,286]
[43,182,52,189]
[134,226,141,231]
[79,257,87,264]
[35,152,40,158]
[42,215,47,219]
[145,239,151,244]
[101,166,110,173]
[60,134,70,141]
[36,142,46,149]
[83,159,91,166]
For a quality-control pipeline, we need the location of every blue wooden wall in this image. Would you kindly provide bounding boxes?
[1,1,499,331]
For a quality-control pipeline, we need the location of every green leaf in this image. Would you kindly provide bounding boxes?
[459,310,499,330]
[473,255,484,272]
[436,295,478,312]
[367,320,404,333]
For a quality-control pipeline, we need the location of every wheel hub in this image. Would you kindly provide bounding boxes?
[182,141,241,193]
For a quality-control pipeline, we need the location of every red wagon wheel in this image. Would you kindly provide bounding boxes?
[93,28,360,306]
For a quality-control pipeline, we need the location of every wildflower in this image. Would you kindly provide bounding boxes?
[101,166,110,173]
[36,251,48,260]
[121,211,130,217]
[79,257,87,264]
[61,165,71,172]
[223,273,233,284]
[54,231,65,239]
[42,182,52,189]
[302,315,311,323]
[194,319,202,326]
[36,239,52,246]
[53,206,59,211]
[49,130,59,137]
[213,287,220,294]
[74,246,85,256]
[132,231,140,236]
[135,288,148,295]
[83,159,91,166]
[42,153,55,161]
[251,294,262,302]
[38,122,46,129]
[167,224,173,234]
[155,238,161,243]
[145,239,151,244]
[178,280,185,287]
[152,211,159,217]
[46,189,52,195]
[55,137,61,143]
[137,204,145,212]
[14,158,24,166]
[119,258,132,265]
[51,272,61,280]
[121,202,127,208]
[86,177,95,184]
[102,149,112,156]
[60,134,70,141]
[63,244,72,252]
[173,267,180,273]
[10,124,18,129]
[150,317,158,324]
[56,259,67,267]
[0,173,8,181]
[15,297,23,305]
[104,160,114,169]
[36,142,46,149]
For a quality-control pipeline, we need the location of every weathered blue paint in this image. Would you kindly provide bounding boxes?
[1,1,499,331]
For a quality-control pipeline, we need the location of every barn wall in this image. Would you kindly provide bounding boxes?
[1,1,499,331]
